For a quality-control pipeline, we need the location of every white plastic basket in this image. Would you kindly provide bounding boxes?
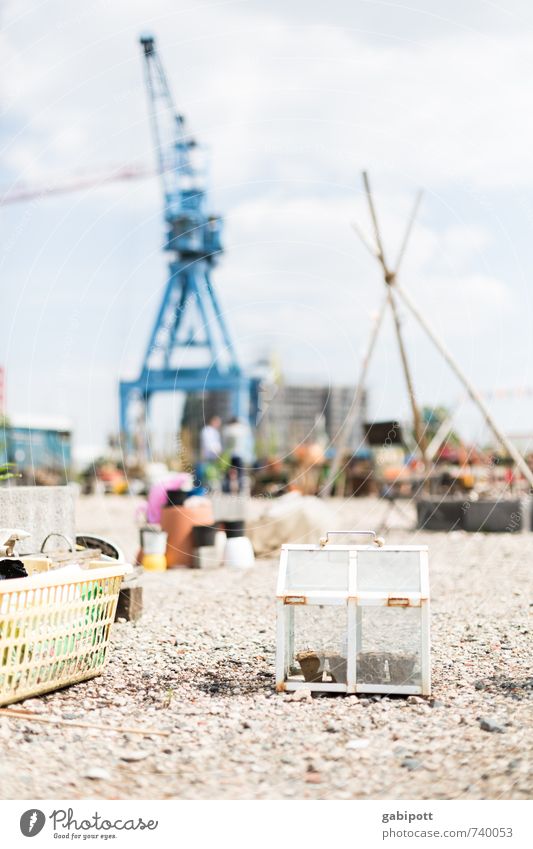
[0,563,128,706]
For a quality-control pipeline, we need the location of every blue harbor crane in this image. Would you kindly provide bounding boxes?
[119,34,252,454]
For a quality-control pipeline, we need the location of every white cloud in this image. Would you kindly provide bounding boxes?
[3,2,533,191]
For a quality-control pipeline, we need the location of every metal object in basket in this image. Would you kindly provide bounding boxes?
[276,530,431,696]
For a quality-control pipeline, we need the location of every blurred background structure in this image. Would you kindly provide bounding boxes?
[1,1,533,503]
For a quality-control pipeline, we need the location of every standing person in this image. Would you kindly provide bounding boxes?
[198,415,222,487]
[223,417,252,493]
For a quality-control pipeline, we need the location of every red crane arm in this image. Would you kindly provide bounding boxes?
[0,163,154,206]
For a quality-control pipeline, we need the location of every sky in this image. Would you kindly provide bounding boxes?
[2,0,533,459]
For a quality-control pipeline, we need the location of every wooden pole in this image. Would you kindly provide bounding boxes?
[395,281,533,489]
[320,294,389,497]
[394,189,423,274]
[0,707,170,736]
[362,173,428,462]
[386,286,429,461]
[362,172,387,265]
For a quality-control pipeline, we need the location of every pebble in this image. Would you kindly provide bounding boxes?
[119,751,150,762]
[20,699,45,713]
[479,718,505,734]
[288,690,312,702]
[401,758,423,771]
[84,767,111,781]
[346,739,370,750]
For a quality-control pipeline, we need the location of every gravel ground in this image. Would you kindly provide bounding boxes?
[0,495,531,800]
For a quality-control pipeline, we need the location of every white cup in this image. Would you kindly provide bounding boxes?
[223,536,255,570]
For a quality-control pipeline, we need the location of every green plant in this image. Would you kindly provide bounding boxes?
[0,462,21,481]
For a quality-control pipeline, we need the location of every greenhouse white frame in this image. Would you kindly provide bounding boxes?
[275,533,430,695]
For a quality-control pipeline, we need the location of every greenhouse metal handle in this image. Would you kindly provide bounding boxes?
[319,530,385,547]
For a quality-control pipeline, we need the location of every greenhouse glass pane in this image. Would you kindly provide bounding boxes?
[357,550,421,592]
[286,604,348,684]
[285,549,349,591]
[356,606,421,687]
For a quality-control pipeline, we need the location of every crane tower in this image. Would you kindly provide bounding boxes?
[119,34,252,454]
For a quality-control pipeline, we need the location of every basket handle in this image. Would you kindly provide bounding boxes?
[319,530,385,548]
[40,532,75,553]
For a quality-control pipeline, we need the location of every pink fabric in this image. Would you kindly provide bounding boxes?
[146,474,192,524]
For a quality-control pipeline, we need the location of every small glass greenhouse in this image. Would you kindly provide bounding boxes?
[276,531,430,695]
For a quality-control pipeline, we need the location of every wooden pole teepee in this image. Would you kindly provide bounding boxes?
[321,172,533,496]
[321,173,428,496]
[362,172,428,463]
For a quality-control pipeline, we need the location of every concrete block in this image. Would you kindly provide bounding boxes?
[416,498,465,532]
[417,496,528,533]
[0,485,76,554]
[462,499,523,533]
